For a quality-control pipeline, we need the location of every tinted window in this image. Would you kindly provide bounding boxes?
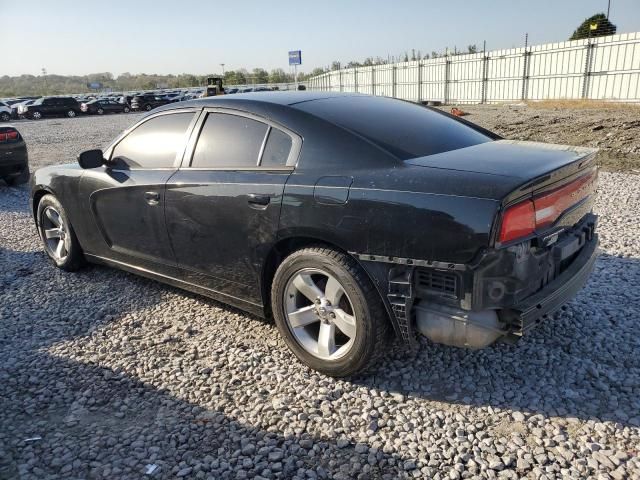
[111,112,194,169]
[191,113,268,168]
[260,128,292,167]
[296,96,491,160]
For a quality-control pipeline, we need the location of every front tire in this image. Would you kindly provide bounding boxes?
[31,111,42,120]
[0,112,10,122]
[123,106,130,113]
[36,194,84,271]
[66,110,76,118]
[97,108,104,115]
[145,104,152,111]
[271,247,390,377]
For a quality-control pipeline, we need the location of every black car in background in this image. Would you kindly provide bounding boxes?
[29,93,599,376]
[0,125,28,185]
[80,99,131,115]
[23,97,81,120]
[130,94,170,112]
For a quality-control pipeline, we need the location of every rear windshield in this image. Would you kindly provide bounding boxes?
[296,96,492,160]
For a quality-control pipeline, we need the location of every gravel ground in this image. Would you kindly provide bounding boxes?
[1,110,639,479]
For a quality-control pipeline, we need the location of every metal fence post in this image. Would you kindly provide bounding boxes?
[354,67,358,93]
[392,65,397,98]
[521,49,531,101]
[582,40,596,99]
[339,69,343,92]
[481,55,489,104]
[444,58,451,104]
[417,61,422,103]
[372,66,376,96]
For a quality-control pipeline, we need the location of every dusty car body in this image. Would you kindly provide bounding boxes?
[30,93,598,375]
[1,125,29,185]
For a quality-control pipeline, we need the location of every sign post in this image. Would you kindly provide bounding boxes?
[288,50,302,89]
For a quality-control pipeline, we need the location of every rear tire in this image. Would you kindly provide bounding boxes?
[5,168,29,186]
[0,112,10,122]
[36,194,84,271]
[123,106,130,113]
[271,247,390,377]
[145,104,152,111]
[66,110,76,118]
[31,111,42,120]
[97,108,104,115]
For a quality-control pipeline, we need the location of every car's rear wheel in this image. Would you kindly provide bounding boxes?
[97,108,104,115]
[271,247,390,377]
[123,106,130,113]
[5,168,29,186]
[31,111,42,120]
[36,194,84,271]
[0,112,10,122]
[66,110,76,118]
[145,104,152,111]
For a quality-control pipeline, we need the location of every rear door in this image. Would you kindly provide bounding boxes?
[165,109,301,305]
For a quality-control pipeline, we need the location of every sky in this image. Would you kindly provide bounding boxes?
[2,0,640,77]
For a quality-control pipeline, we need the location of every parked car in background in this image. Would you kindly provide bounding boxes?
[0,125,28,185]
[12,99,38,119]
[80,99,131,115]
[225,88,239,94]
[23,97,81,120]
[0,102,11,122]
[130,94,170,112]
[30,93,599,376]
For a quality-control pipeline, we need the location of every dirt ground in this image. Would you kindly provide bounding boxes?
[441,102,640,173]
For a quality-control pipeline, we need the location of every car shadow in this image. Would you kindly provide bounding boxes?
[353,252,640,427]
[0,246,406,479]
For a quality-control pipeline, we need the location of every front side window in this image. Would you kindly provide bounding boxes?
[191,113,268,168]
[111,112,194,169]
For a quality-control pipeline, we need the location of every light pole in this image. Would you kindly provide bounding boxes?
[220,63,225,76]
[607,0,611,19]
[42,67,47,95]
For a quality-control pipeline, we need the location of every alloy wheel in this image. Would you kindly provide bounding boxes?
[32,111,42,120]
[284,268,357,361]
[67,110,76,118]
[41,206,70,262]
[0,112,9,122]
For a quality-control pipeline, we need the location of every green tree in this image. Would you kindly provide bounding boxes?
[252,68,269,84]
[570,13,616,40]
[268,68,288,83]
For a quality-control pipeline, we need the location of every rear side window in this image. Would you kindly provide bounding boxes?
[191,113,268,168]
[296,96,492,160]
[111,112,194,169]
[260,128,292,167]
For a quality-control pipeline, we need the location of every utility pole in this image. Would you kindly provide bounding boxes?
[41,67,47,95]
[220,64,225,76]
[607,0,611,19]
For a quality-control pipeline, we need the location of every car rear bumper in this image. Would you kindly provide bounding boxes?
[502,232,598,333]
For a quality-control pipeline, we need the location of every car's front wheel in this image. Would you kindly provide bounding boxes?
[97,108,104,115]
[0,112,10,122]
[123,106,130,113]
[145,104,152,111]
[271,247,390,377]
[36,194,84,271]
[31,111,42,120]
[66,110,76,118]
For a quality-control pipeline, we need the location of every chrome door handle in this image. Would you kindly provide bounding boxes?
[247,193,270,207]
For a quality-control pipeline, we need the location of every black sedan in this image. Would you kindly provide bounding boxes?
[1,125,29,185]
[80,99,130,115]
[30,93,599,376]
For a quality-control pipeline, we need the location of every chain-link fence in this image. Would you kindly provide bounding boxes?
[308,32,640,104]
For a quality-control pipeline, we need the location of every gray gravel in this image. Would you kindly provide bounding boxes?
[1,111,639,479]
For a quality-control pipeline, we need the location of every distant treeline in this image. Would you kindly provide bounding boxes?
[0,68,324,97]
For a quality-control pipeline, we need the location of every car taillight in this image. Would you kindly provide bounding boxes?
[499,199,536,243]
[499,171,597,244]
[0,129,19,142]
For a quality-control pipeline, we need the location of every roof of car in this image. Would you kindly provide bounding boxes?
[157,91,360,112]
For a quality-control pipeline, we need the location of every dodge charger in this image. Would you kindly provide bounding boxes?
[30,93,599,376]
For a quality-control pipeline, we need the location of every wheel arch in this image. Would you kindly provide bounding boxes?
[31,187,56,224]
[260,235,400,340]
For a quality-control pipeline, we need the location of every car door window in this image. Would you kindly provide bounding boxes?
[111,112,195,169]
[191,113,268,168]
[260,127,293,167]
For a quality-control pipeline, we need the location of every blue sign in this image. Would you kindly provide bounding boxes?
[288,50,302,66]
[87,82,103,89]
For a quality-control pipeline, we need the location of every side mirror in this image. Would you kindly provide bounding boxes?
[78,149,105,169]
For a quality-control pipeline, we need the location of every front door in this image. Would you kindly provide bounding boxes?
[81,110,198,276]
[165,110,301,306]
